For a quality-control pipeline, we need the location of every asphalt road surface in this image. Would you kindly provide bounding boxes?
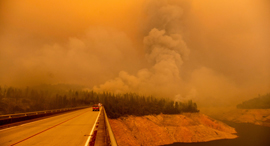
[0,108,99,146]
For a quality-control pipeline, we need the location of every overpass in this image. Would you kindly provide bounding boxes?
[0,107,117,146]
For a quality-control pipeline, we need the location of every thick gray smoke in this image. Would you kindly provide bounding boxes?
[94,0,270,106]
[0,27,141,87]
[1,0,269,107]
[94,1,190,99]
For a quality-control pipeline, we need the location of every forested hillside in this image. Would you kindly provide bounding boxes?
[0,86,199,118]
[102,93,199,118]
[0,86,90,114]
[237,93,270,109]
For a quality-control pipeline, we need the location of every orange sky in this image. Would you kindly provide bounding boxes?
[0,0,269,106]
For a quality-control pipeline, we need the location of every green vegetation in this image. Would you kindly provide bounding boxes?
[0,86,199,118]
[237,93,270,109]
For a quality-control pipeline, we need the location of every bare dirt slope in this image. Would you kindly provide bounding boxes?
[109,113,237,146]
[217,109,270,127]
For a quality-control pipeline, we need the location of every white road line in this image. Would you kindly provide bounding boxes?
[0,126,15,132]
[0,108,90,132]
[0,119,53,132]
[84,108,101,146]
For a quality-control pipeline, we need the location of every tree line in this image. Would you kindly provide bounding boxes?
[0,86,90,114]
[0,86,199,118]
[101,92,199,118]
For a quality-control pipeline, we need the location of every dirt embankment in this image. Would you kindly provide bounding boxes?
[109,113,237,146]
[213,109,270,127]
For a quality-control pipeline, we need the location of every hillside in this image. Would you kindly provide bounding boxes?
[217,109,270,127]
[200,107,270,127]
[109,113,237,146]
[237,93,270,109]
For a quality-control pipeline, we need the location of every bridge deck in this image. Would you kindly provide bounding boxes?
[0,108,99,146]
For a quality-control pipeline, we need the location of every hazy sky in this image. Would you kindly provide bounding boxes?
[0,0,269,106]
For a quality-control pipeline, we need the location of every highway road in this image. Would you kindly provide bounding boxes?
[0,108,100,146]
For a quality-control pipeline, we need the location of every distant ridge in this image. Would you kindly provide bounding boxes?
[237,93,270,109]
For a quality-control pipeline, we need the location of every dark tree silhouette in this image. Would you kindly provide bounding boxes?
[0,86,200,118]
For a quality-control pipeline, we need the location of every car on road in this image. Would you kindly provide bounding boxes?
[92,104,99,111]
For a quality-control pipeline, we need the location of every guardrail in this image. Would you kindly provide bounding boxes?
[0,106,89,126]
[103,108,118,146]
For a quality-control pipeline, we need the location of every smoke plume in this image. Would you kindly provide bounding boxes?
[0,0,269,106]
[94,1,189,99]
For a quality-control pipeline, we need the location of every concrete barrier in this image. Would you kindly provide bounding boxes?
[103,108,118,146]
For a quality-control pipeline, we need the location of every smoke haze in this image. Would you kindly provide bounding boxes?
[0,0,269,106]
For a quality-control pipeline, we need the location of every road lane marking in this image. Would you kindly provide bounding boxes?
[0,127,15,132]
[9,110,90,146]
[0,113,69,132]
[0,108,90,132]
[84,108,101,146]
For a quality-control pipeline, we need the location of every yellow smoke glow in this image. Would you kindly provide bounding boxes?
[0,0,269,106]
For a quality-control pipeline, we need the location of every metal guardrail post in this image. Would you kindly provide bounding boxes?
[103,108,118,146]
